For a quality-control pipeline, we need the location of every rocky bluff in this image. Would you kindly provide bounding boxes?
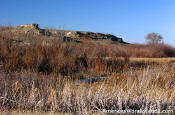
[14,24,126,43]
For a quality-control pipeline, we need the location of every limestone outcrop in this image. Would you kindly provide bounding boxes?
[14,24,51,36]
[63,31,124,42]
[15,24,40,35]
[14,24,126,43]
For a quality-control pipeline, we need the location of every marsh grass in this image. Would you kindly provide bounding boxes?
[0,26,175,114]
[0,34,131,75]
[0,65,175,114]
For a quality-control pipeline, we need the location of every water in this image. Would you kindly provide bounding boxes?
[75,76,107,85]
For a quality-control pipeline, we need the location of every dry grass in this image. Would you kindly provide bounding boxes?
[0,64,175,114]
[0,111,94,115]
[130,57,175,63]
[0,111,103,115]
[0,34,130,76]
[115,43,175,57]
[0,26,175,114]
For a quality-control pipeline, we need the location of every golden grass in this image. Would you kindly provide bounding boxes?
[0,64,175,114]
[130,57,175,63]
[0,26,175,114]
[0,111,103,115]
[0,111,82,115]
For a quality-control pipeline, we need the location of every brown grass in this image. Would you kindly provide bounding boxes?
[0,65,175,114]
[124,43,175,57]
[0,35,130,75]
[0,26,175,114]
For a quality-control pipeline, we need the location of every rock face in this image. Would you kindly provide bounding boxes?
[14,24,126,43]
[15,24,40,35]
[15,24,52,36]
[64,31,124,42]
[16,24,39,29]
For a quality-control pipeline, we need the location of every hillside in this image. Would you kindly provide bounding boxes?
[13,24,127,43]
[1,24,175,114]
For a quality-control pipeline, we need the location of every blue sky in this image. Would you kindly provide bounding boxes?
[0,0,175,45]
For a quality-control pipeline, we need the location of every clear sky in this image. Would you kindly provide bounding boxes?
[0,0,175,45]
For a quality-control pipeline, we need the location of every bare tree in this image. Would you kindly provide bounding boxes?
[145,33,163,44]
